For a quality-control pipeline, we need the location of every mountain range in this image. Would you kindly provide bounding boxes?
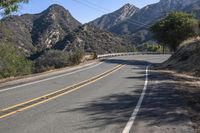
[0,4,131,58]
[0,0,200,59]
[0,4,81,56]
[90,0,200,44]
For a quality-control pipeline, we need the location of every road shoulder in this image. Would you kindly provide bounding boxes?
[131,69,199,133]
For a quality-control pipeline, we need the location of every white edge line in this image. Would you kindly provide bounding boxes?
[0,62,103,93]
[122,65,149,133]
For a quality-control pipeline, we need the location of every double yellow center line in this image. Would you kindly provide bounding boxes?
[0,64,124,119]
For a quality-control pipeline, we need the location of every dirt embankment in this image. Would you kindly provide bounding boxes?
[158,38,200,76]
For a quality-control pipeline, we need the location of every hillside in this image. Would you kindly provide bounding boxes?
[30,4,81,50]
[184,0,200,19]
[53,25,133,54]
[110,0,198,34]
[90,4,139,30]
[158,38,200,76]
[0,4,131,59]
[90,0,200,44]
[0,4,81,56]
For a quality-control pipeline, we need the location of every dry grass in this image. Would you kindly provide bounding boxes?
[158,38,200,77]
[180,36,200,47]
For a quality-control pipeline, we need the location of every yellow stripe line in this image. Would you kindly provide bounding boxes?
[0,65,125,119]
[2,64,121,112]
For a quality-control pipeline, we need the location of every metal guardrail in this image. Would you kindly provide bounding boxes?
[97,52,172,59]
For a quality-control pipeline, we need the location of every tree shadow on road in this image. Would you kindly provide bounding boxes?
[138,70,200,130]
[58,92,142,130]
[102,58,152,67]
[57,59,200,131]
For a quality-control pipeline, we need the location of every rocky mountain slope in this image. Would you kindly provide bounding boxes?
[0,4,81,56]
[184,0,200,19]
[90,4,139,30]
[90,0,200,44]
[53,25,133,54]
[31,4,81,50]
[0,4,131,58]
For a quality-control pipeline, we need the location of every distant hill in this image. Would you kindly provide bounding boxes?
[184,0,200,19]
[89,4,139,30]
[30,4,81,50]
[53,24,133,54]
[0,4,81,56]
[90,0,200,44]
[0,4,131,59]
[1,0,199,56]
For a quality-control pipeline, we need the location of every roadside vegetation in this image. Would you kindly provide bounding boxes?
[0,46,85,79]
[0,44,33,79]
[144,43,163,52]
[35,48,84,73]
[34,50,70,73]
[151,12,199,52]
[152,11,200,76]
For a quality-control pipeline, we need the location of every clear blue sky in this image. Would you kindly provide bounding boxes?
[19,0,159,23]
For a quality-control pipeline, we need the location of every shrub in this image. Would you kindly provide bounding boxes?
[35,49,84,72]
[69,48,84,65]
[0,44,33,78]
[146,44,161,52]
[34,50,69,72]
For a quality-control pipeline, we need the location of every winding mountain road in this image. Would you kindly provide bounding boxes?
[0,55,195,133]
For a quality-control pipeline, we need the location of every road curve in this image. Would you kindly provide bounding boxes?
[0,55,194,133]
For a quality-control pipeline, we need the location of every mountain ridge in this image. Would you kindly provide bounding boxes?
[0,4,131,58]
[89,3,139,30]
[90,0,200,44]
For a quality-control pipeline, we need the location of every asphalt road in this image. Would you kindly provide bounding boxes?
[0,55,195,133]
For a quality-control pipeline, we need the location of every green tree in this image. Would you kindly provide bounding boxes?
[0,0,29,15]
[151,12,199,52]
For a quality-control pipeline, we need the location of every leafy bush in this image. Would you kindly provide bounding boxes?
[34,50,69,72]
[0,44,33,78]
[146,44,161,52]
[69,48,84,65]
[0,45,85,78]
[35,49,84,72]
